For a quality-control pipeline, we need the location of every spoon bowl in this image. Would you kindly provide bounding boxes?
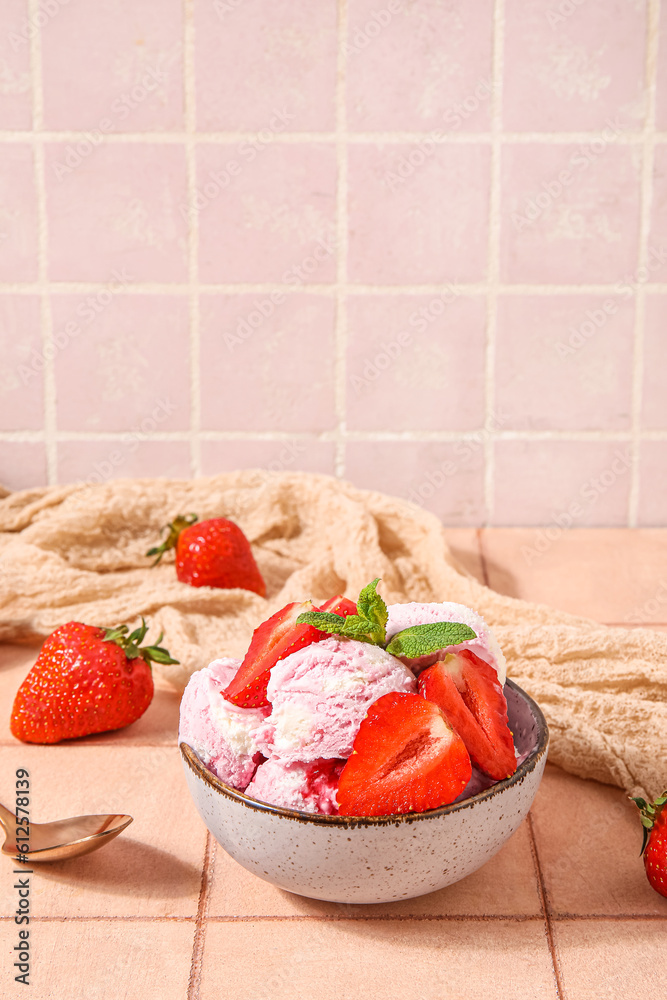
[0,802,133,863]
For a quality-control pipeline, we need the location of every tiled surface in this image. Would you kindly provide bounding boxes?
[40,0,185,131]
[0,2,665,527]
[0,441,47,492]
[658,0,667,131]
[494,294,635,432]
[52,294,191,432]
[0,295,43,431]
[198,293,337,431]
[7,920,195,1000]
[642,295,667,429]
[530,765,666,916]
[45,143,189,282]
[649,144,667,282]
[0,746,206,918]
[346,0,494,132]
[346,294,487,431]
[499,143,641,285]
[638,441,667,527]
[345,439,486,525]
[56,439,192,485]
[502,0,647,132]
[2,528,665,999]
[0,144,38,281]
[480,527,667,623]
[199,439,337,479]
[493,440,633,527]
[200,920,558,1000]
[196,143,337,285]
[347,143,490,283]
[552,921,667,1000]
[194,0,337,131]
[0,0,32,131]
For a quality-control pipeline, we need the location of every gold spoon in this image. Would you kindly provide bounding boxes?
[0,801,133,863]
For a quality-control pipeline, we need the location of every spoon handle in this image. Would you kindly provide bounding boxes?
[0,801,16,836]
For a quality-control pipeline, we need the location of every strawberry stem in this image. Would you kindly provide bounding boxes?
[632,792,667,855]
[146,513,198,565]
[102,618,179,666]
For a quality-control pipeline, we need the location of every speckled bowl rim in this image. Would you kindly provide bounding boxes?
[180,678,549,828]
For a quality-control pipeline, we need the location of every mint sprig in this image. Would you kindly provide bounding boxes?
[296,578,477,658]
[297,580,387,645]
[356,577,388,631]
[385,621,476,658]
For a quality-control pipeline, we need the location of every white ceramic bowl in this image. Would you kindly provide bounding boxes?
[180,680,548,904]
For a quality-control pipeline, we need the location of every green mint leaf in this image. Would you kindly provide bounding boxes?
[385,621,477,658]
[296,610,384,645]
[336,614,385,644]
[356,577,388,632]
[297,580,390,647]
[296,611,347,633]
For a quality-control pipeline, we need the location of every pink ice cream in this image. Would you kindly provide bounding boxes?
[179,658,269,790]
[245,757,344,815]
[254,636,416,762]
[385,602,507,684]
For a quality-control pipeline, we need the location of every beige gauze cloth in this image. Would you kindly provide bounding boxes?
[0,470,665,800]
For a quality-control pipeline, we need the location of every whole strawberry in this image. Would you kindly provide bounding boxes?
[633,791,667,898]
[10,619,178,744]
[147,514,266,596]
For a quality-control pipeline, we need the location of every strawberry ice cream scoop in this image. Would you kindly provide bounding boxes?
[386,602,507,685]
[179,658,269,790]
[245,757,344,814]
[255,637,416,762]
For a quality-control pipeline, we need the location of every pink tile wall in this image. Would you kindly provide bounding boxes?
[0,0,32,130]
[196,143,337,284]
[0,0,665,526]
[41,0,185,131]
[195,0,337,131]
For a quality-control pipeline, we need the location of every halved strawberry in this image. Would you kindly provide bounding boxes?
[336,692,472,816]
[223,601,319,708]
[418,650,516,781]
[223,595,356,708]
[317,595,357,617]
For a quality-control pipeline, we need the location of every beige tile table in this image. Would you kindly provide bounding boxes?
[1,529,665,999]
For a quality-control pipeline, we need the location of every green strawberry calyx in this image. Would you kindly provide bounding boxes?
[102,618,180,666]
[146,513,198,565]
[632,791,667,855]
[296,578,477,658]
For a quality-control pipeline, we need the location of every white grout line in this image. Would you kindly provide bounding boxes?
[8,282,667,296]
[333,0,348,478]
[184,0,200,479]
[628,0,661,527]
[483,0,505,527]
[6,429,663,443]
[28,0,57,486]
[0,130,665,144]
